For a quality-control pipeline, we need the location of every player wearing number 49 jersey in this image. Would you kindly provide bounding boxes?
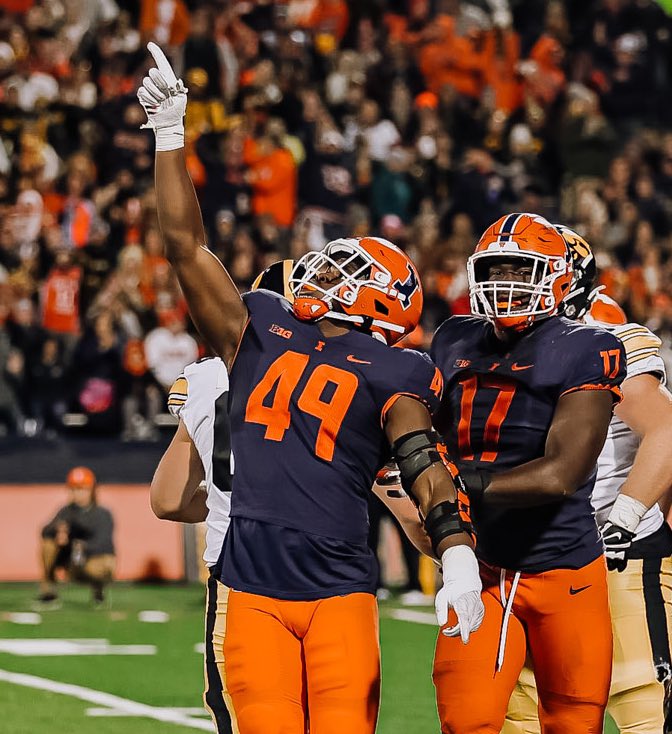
[139,42,483,734]
[430,213,626,734]
[152,263,445,734]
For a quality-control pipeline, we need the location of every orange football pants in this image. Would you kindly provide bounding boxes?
[223,590,380,734]
[433,556,613,734]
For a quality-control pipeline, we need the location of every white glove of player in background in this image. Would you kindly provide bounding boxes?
[137,42,187,152]
[435,544,484,644]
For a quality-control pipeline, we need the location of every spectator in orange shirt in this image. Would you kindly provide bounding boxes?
[41,248,81,359]
[243,122,297,228]
[417,6,492,99]
[139,0,190,48]
[519,34,566,110]
[139,227,169,308]
[61,170,98,249]
[305,0,350,44]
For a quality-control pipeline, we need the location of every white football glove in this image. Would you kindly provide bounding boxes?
[137,42,187,152]
[435,544,484,644]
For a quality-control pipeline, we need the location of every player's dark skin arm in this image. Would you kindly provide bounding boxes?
[155,151,350,359]
[481,390,614,507]
[155,150,247,365]
[385,396,474,555]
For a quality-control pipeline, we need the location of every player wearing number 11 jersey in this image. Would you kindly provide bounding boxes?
[430,213,626,733]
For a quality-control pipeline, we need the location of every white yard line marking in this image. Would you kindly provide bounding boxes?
[0,669,213,731]
[386,609,436,625]
[4,613,42,625]
[0,639,156,656]
[87,707,209,718]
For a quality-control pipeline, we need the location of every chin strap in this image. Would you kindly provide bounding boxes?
[293,296,331,321]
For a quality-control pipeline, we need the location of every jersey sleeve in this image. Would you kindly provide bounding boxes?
[167,374,188,418]
[559,327,626,403]
[429,317,459,367]
[611,323,666,385]
[380,350,443,426]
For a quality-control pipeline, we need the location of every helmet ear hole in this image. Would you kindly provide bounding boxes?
[374,300,389,315]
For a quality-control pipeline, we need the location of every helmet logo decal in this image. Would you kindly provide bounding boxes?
[393,265,419,309]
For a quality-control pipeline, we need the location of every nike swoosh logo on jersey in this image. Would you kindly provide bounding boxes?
[511,363,534,371]
[569,585,591,595]
[347,355,372,365]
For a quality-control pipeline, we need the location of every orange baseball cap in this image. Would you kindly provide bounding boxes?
[414,91,439,109]
[66,466,96,489]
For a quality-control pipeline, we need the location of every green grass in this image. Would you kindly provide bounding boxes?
[0,583,618,733]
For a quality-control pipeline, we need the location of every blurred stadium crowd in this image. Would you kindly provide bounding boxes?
[1,0,672,439]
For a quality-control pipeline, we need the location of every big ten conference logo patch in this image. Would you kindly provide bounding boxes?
[269,324,293,339]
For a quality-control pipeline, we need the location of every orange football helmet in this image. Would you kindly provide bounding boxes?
[289,237,423,345]
[585,292,627,326]
[467,213,573,331]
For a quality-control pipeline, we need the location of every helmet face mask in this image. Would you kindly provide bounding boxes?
[467,214,573,331]
[289,237,423,345]
[290,242,384,308]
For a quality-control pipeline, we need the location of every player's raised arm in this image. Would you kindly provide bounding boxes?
[385,395,484,643]
[138,43,247,364]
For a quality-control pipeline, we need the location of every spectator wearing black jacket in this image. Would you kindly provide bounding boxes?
[37,467,115,607]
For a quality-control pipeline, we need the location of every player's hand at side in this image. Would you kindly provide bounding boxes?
[436,545,484,643]
[137,42,188,151]
[601,520,635,572]
[601,493,647,572]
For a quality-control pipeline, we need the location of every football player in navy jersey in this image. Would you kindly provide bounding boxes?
[505,228,672,734]
[138,44,483,734]
[430,213,626,733]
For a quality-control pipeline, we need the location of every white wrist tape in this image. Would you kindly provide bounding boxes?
[153,121,185,152]
[607,493,648,534]
[440,544,480,585]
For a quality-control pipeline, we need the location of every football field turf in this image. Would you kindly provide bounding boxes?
[0,583,618,733]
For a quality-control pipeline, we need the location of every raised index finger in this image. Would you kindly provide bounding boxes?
[147,42,177,86]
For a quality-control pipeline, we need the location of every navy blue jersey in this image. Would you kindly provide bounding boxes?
[431,315,626,573]
[220,289,441,600]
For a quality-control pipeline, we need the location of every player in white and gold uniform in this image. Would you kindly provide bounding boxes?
[151,261,294,733]
[504,228,672,734]
[154,355,233,732]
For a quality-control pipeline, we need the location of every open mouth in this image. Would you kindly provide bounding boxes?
[492,292,531,312]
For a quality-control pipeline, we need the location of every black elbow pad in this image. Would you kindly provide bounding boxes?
[391,429,450,496]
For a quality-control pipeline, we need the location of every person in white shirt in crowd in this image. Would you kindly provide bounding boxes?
[143,310,198,391]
